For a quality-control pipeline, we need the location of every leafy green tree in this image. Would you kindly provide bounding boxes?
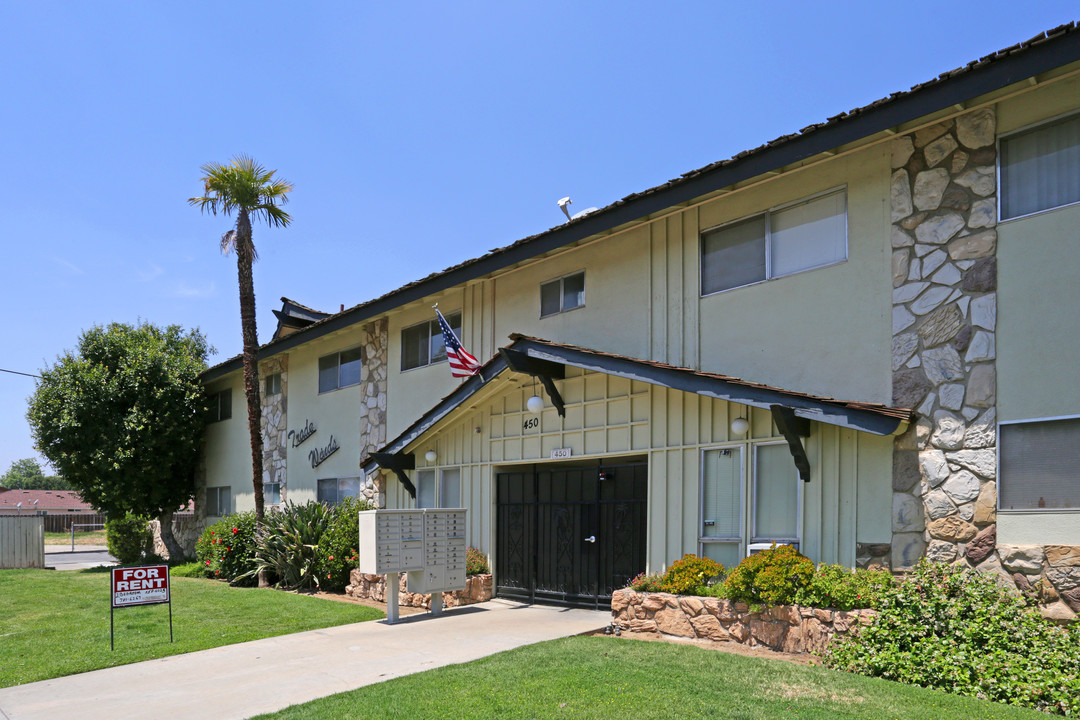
[26,322,210,559]
[1,458,72,490]
[189,155,293,523]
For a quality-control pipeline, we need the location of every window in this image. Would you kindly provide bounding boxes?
[1000,112,1080,220]
[264,482,281,506]
[701,189,847,295]
[265,372,282,396]
[205,486,231,516]
[540,272,585,317]
[415,468,461,509]
[207,389,232,423]
[999,416,1080,511]
[752,443,800,544]
[401,312,461,371]
[317,477,361,505]
[318,347,364,393]
[699,442,801,565]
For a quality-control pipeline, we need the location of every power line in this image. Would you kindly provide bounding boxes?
[1,368,40,379]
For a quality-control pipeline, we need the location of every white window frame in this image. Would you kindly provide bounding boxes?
[205,486,231,516]
[264,372,282,396]
[997,413,1080,513]
[263,481,281,506]
[400,311,462,372]
[998,110,1080,223]
[318,346,364,394]
[207,389,232,423]
[750,441,803,546]
[414,467,462,509]
[700,186,848,297]
[539,271,585,318]
[317,477,361,506]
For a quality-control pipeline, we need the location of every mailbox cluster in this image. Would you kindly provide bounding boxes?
[357,509,467,594]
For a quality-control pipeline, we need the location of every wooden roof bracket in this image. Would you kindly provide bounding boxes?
[370,451,417,499]
[498,348,567,417]
[770,404,812,483]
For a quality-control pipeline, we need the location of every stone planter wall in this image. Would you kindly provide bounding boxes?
[346,569,492,609]
[611,589,874,654]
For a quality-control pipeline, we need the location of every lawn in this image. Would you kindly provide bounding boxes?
[0,568,382,687]
[255,636,1049,720]
[44,529,107,545]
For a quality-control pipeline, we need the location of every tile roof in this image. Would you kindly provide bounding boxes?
[0,489,94,511]
[204,22,1080,379]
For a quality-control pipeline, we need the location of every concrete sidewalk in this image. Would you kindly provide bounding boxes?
[0,599,609,720]
[43,545,116,571]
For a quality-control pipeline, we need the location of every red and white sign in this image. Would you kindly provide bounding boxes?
[111,565,170,608]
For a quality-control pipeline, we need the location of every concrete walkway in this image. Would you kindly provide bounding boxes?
[0,599,609,720]
[43,545,116,571]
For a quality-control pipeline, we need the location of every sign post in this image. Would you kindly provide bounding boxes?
[110,564,172,650]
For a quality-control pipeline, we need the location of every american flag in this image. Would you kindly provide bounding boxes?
[436,309,480,378]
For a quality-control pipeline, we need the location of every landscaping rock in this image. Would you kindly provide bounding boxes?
[965,523,996,564]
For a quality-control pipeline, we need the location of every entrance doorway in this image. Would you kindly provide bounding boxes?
[495,459,647,609]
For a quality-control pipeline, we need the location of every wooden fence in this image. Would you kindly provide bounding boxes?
[42,513,107,533]
[0,515,45,569]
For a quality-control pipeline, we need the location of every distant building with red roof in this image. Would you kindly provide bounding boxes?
[0,488,95,514]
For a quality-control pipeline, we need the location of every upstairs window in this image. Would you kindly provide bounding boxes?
[207,389,232,423]
[540,272,585,317]
[318,347,363,393]
[999,416,1080,511]
[205,486,231,516]
[701,189,847,295]
[401,311,461,371]
[264,372,282,396]
[1000,112,1080,220]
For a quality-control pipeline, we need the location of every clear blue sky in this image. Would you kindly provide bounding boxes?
[1,2,1076,474]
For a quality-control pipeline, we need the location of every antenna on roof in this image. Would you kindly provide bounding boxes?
[558,197,572,221]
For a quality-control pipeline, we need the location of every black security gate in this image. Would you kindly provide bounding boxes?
[496,460,647,609]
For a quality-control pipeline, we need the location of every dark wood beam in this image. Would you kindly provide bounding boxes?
[770,405,812,483]
[370,452,417,499]
[499,348,566,417]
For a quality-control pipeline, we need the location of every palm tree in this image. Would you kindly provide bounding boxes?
[189,155,293,524]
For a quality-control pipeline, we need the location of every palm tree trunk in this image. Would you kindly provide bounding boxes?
[235,209,265,523]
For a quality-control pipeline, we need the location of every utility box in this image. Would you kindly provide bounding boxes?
[357,509,467,593]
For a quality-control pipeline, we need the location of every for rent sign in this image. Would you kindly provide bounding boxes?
[111,565,170,607]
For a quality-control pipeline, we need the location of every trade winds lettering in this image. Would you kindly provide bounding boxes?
[309,435,340,468]
[288,419,317,448]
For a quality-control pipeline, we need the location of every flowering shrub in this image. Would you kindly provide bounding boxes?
[628,572,664,592]
[465,547,490,575]
[660,554,725,595]
[195,511,259,585]
[794,563,893,611]
[722,543,814,606]
[312,496,373,592]
[825,560,1080,717]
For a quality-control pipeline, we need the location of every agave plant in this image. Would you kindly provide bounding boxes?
[240,501,332,591]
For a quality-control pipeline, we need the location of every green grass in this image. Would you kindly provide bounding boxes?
[255,636,1049,720]
[0,569,382,687]
[43,529,107,545]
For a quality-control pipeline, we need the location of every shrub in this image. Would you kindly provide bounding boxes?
[825,560,1080,717]
[241,501,333,592]
[105,513,152,565]
[628,572,664,592]
[195,511,259,585]
[312,496,373,592]
[465,547,490,575]
[660,554,725,595]
[722,544,814,607]
[794,563,893,611]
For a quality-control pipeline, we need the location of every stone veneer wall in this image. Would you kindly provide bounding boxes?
[611,589,874,654]
[357,318,388,508]
[889,108,1078,622]
[260,355,289,504]
[346,569,492,609]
